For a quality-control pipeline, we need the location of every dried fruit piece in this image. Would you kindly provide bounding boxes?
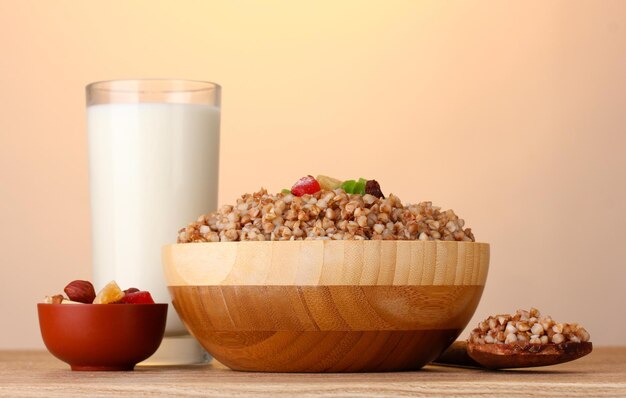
[291,175,321,196]
[118,291,155,304]
[64,280,96,304]
[340,178,367,195]
[316,175,342,191]
[365,180,385,198]
[45,295,64,304]
[340,179,356,193]
[61,298,83,304]
[93,281,125,304]
[353,178,367,195]
[123,287,140,295]
[43,295,83,304]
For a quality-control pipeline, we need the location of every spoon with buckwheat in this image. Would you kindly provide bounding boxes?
[433,308,593,369]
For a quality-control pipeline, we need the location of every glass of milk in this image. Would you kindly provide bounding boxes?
[86,79,220,364]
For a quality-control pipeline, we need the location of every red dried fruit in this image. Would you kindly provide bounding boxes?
[124,288,140,294]
[291,175,321,197]
[118,291,155,304]
[63,280,96,304]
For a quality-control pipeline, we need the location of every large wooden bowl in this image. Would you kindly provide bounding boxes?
[163,240,489,372]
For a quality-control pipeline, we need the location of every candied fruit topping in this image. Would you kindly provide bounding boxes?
[365,180,385,198]
[118,291,155,304]
[93,281,125,304]
[291,175,321,196]
[316,175,342,191]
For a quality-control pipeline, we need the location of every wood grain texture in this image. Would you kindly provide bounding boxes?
[169,286,484,331]
[435,341,594,370]
[1,349,625,397]
[169,286,484,372]
[163,241,490,286]
[467,341,594,369]
[163,241,489,372]
[185,330,461,372]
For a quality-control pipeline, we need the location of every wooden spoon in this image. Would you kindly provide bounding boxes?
[433,340,593,369]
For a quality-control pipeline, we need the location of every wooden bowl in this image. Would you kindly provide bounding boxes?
[163,240,489,372]
[38,303,168,371]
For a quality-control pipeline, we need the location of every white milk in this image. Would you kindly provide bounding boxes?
[87,103,220,335]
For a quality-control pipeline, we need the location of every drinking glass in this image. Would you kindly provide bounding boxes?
[86,79,220,364]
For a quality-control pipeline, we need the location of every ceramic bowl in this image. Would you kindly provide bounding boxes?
[38,303,167,371]
[163,240,489,372]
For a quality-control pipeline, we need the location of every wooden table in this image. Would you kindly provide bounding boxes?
[1,348,625,397]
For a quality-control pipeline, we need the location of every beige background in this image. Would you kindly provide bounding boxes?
[1,1,625,349]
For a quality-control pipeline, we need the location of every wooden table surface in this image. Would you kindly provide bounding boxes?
[1,348,625,397]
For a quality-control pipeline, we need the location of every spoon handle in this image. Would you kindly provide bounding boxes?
[431,341,482,368]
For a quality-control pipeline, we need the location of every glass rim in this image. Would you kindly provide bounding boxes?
[86,79,221,94]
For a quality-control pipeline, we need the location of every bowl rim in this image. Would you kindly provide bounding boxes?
[164,240,489,248]
[163,240,490,287]
[37,303,169,309]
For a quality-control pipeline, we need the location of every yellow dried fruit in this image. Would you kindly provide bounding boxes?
[316,175,342,191]
[92,281,125,304]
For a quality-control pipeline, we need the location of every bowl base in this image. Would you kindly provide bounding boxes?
[200,330,461,373]
[70,364,135,371]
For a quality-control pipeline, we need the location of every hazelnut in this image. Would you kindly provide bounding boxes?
[64,280,96,304]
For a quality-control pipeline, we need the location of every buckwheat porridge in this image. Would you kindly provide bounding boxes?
[178,175,475,243]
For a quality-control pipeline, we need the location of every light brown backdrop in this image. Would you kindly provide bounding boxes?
[1,1,625,348]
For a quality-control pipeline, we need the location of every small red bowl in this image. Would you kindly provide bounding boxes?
[38,303,167,371]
